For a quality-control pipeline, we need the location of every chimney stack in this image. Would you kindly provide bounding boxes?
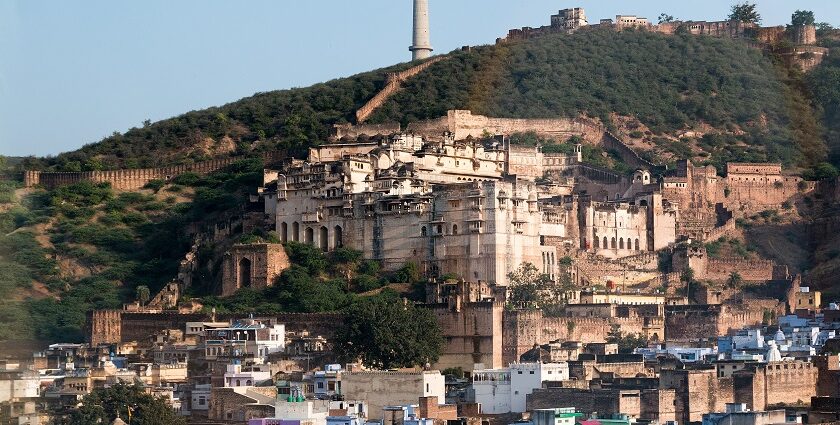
[409,0,433,60]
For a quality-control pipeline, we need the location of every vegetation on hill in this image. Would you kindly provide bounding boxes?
[20,27,831,174]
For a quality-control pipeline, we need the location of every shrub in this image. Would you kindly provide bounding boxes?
[144,179,165,192]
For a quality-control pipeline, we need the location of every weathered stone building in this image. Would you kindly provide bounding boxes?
[221,243,290,297]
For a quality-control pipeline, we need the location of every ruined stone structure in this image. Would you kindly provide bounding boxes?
[221,243,290,297]
[23,151,286,190]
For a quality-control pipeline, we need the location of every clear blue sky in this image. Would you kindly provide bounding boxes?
[1,0,837,157]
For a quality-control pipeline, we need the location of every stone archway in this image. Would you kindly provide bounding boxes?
[238,258,252,288]
[334,225,343,248]
[319,226,328,251]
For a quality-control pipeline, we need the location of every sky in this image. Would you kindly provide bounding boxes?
[0,1,838,157]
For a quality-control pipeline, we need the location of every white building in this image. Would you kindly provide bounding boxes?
[731,329,764,350]
[472,362,569,414]
[224,362,272,388]
[205,319,285,359]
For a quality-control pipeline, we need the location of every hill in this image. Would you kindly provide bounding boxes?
[4,26,840,342]
[25,28,833,174]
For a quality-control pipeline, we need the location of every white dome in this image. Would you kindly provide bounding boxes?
[774,329,786,343]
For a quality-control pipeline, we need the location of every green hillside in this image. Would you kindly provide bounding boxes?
[26,28,832,173]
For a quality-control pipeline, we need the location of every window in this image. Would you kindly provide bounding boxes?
[529,371,534,374]
[318,382,324,389]
[517,371,523,374]
[421,226,427,237]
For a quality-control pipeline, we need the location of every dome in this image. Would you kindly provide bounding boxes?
[112,419,128,425]
[774,329,786,343]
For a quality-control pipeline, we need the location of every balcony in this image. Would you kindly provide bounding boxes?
[302,212,321,223]
[468,211,484,222]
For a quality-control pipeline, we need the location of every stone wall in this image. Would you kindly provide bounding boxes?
[355,57,446,123]
[527,388,642,418]
[501,309,661,364]
[24,152,286,190]
[664,304,767,343]
[332,123,402,140]
[87,310,342,344]
[704,258,774,282]
[427,300,504,371]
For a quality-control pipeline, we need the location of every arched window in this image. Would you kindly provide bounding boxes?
[611,237,616,249]
[238,258,252,288]
[246,380,252,386]
[437,225,443,235]
[603,237,608,249]
[292,222,300,242]
[619,238,624,249]
[421,226,427,237]
[236,380,241,386]
[594,235,600,248]
[452,224,458,235]
[305,227,314,244]
[281,222,288,242]
[635,238,640,251]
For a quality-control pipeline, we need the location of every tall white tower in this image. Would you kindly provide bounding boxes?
[409,0,433,61]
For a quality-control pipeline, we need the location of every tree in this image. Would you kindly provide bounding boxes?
[727,271,743,288]
[606,324,649,353]
[507,263,569,316]
[333,296,443,369]
[135,285,150,306]
[507,262,551,306]
[791,10,815,27]
[816,22,834,34]
[658,13,676,24]
[728,3,761,24]
[61,383,185,425]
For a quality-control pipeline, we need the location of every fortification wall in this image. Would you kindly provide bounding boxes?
[502,309,661,363]
[429,301,503,371]
[356,57,446,123]
[763,361,818,407]
[333,123,402,140]
[704,258,774,282]
[716,175,815,217]
[87,310,342,344]
[600,132,655,169]
[25,152,286,190]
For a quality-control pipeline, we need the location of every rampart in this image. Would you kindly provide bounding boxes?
[664,304,768,343]
[502,309,661,364]
[704,258,775,282]
[87,310,342,345]
[24,151,286,190]
[355,57,446,123]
